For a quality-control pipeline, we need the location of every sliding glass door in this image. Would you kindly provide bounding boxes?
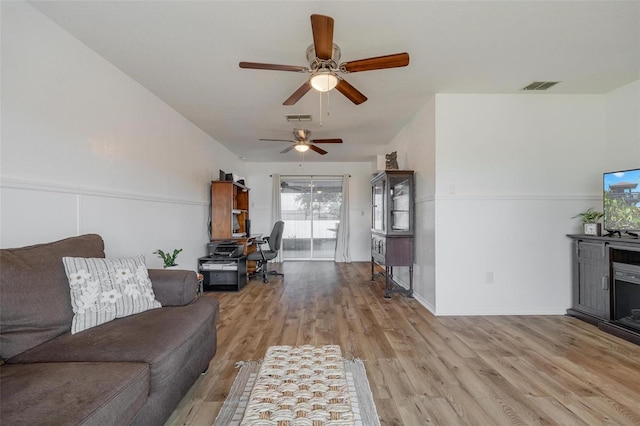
[280,176,343,260]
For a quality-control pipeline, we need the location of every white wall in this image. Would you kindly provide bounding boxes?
[244,162,375,262]
[0,2,245,269]
[436,94,608,315]
[604,80,640,172]
[429,85,638,315]
[390,92,626,315]
[387,97,436,311]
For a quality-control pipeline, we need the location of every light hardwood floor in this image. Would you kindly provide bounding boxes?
[166,261,640,425]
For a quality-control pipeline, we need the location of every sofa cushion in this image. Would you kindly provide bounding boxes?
[0,361,149,426]
[62,255,162,333]
[9,297,219,394]
[0,234,105,359]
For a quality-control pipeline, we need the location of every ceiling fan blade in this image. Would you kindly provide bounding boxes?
[239,62,309,72]
[311,14,334,60]
[341,52,410,73]
[280,145,296,154]
[312,138,343,144]
[335,79,367,105]
[309,144,328,155]
[259,138,295,143]
[283,81,312,105]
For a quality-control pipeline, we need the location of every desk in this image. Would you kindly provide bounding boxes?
[198,256,247,292]
[210,234,262,273]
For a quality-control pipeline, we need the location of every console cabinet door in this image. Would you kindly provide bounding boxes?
[573,240,610,319]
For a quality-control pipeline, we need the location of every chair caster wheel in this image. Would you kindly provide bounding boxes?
[263,278,269,283]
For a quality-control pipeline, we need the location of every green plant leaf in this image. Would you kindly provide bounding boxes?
[154,248,182,268]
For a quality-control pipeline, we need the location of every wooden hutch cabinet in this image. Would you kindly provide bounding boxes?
[211,180,249,239]
[210,180,255,259]
[370,170,414,298]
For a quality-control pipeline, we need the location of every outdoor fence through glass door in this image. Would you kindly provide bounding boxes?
[280,177,343,260]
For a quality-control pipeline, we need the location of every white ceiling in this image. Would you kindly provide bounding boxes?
[29,1,640,163]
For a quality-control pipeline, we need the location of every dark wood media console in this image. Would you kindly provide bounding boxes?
[567,234,640,345]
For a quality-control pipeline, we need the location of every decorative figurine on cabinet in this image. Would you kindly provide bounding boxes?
[385,151,399,170]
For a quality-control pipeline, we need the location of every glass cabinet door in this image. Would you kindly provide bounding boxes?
[372,178,385,232]
[389,175,412,234]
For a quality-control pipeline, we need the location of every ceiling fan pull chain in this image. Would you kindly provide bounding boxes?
[319,92,331,127]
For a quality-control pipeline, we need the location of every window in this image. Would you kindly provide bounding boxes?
[280,177,343,260]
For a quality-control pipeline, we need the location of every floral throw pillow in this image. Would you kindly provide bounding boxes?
[62,255,162,334]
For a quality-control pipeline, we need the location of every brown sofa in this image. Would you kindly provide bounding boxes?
[0,234,219,425]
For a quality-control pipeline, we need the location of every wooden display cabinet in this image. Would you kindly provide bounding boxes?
[370,170,415,298]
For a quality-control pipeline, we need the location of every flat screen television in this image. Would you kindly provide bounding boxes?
[603,168,640,235]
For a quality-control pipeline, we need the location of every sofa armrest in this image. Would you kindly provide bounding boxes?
[148,269,198,306]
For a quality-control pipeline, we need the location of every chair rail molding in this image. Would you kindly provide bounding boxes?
[435,192,600,201]
[0,177,207,207]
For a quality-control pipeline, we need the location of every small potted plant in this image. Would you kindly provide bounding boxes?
[153,248,183,269]
[572,208,604,236]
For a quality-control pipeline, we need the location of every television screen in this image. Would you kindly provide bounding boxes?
[603,168,640,233]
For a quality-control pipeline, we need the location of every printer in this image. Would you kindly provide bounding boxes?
[207,241,243,258]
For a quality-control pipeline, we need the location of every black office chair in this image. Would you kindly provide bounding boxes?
[248,221,284,283]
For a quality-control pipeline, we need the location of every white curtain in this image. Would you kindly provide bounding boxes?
[335,174,351,262]
[271,174,283,262]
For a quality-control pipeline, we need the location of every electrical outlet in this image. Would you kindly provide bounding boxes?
[485,272,494,284]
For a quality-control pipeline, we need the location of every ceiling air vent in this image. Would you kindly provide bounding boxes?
[521,81,560,91]
[285,114,313,122]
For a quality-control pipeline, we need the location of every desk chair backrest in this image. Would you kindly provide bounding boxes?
[269,221,285,252]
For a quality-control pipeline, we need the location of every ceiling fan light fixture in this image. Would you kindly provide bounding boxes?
[310,71,338,92]
[295,143,310,153]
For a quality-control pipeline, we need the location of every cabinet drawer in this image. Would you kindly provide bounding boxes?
[371,235,386,256]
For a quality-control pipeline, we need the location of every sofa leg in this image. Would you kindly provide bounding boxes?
[201,366,209,375]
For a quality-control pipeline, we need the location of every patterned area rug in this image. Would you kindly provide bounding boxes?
[213,345,381,426]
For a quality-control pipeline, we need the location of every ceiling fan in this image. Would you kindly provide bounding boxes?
[260,129,342,155]
[239,14,410,106]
